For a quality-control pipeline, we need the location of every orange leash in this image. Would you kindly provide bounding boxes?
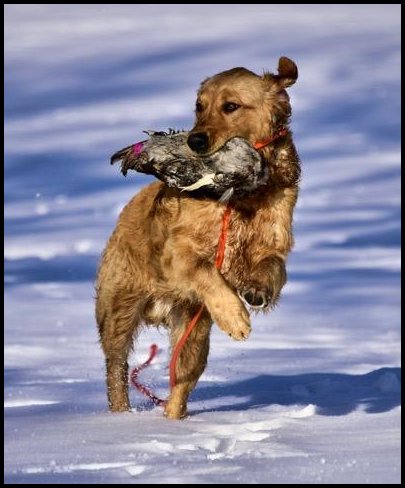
[254,126,288,150]
[169,304,206,389]
[214,203,233,269]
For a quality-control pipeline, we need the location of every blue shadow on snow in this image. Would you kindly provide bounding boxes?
[193,367,401,416]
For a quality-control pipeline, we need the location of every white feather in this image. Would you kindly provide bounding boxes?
[179,173,216,191]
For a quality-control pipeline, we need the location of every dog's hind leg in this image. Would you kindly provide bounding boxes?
[164,306,212,420]
[96,291,141,412]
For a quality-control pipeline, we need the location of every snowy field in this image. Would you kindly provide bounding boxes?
[4,5,401,484]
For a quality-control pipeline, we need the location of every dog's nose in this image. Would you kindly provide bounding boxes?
[187,132,209,153]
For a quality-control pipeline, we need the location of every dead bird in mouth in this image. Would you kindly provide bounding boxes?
[110,130,268,198]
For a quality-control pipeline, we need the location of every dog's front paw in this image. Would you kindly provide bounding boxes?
[215,305,251,341]
[240,257,287,309]
[238,287,269,309]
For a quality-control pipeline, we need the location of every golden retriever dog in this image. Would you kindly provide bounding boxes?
[96,56,300,419]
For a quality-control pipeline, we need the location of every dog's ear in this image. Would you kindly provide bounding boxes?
[276,57,298,88]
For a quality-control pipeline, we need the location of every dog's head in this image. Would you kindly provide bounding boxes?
[187,57,298,155]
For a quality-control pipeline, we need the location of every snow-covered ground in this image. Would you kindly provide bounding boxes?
[4,5,401,484]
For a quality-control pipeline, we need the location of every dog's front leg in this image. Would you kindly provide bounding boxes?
[201,270,251,341]
[163,249,251,341]
[164,307,212,420]
[239,255,287,309]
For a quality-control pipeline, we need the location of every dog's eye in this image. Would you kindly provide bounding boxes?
[195,101,203,113]
[223,102,241,114]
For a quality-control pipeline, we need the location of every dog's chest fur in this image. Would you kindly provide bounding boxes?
[155,184,297,296]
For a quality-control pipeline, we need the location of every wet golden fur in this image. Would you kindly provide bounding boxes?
[96,57,300,419]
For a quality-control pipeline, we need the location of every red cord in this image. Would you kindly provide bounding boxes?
[254,126,288,149]
[130,203,233,406]
[130,344,166,406]
[214,204,233,269]
[169,304,206,389]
